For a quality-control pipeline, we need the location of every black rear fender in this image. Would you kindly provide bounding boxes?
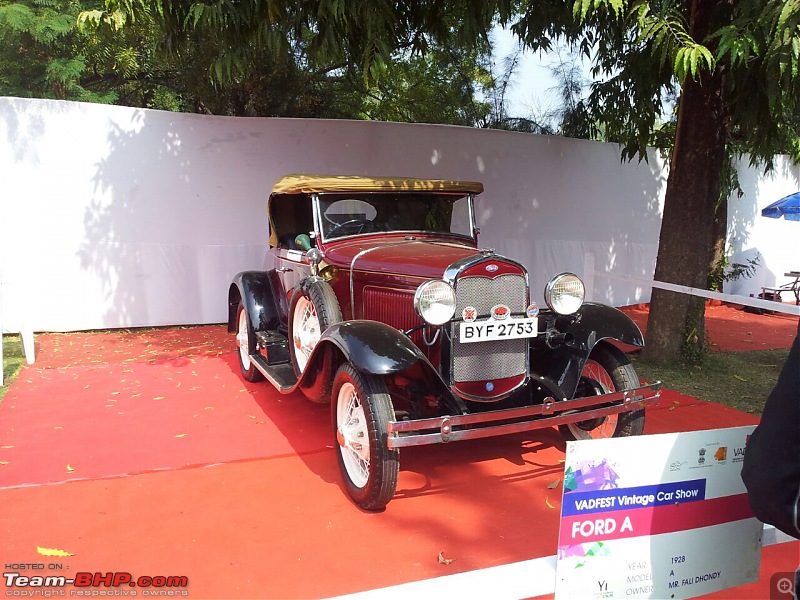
[228,270,284,334]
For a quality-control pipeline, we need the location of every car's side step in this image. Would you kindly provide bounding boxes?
[250,355,297,392]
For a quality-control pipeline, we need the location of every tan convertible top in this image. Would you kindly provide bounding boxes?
[271,174,484,196]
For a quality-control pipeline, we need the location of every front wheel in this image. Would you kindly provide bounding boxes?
[559,343,645,441]
[289,279,342,377]
[332,363,399,511]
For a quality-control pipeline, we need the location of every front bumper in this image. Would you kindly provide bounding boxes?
[386,382,662,448]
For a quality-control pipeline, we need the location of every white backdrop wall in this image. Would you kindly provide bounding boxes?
[0,97,796,333]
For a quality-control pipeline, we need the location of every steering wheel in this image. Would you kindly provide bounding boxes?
[327,218,374,237]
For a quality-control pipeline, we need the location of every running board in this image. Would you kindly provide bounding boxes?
[251,354,297,392]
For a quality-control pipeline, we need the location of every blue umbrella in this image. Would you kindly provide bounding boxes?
[762,191,800,221]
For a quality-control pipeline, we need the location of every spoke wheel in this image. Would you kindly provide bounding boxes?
[560,343,645,441]
[332,363,399,511]
[292,295,320,373]
[289,279,342,377]
[236,302,263,382]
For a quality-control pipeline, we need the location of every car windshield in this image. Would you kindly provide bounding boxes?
[318,193,474,240]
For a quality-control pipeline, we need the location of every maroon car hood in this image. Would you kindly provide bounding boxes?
[322,236,481,279]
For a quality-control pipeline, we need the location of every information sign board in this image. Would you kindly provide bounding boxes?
[554,426,761,599]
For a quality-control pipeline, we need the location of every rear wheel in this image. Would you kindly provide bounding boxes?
[289,279,342,377]
[332,363,399,511]
[236,302,264,382]
[559,343,645,441]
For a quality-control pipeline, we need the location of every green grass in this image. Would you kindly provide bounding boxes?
[630,348,789,416]
[1,334,26,403]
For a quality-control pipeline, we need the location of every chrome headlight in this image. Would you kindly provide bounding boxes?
[414,280,456,326]
[544,273,585,315]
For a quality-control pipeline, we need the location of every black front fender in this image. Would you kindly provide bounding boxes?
[567,302,645,351]
[316,320,428,375]
[298,320,446,403]
[531,303,645,400]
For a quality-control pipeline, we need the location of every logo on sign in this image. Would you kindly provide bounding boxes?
[462,306,477,323]
[526,303,539,318]
[491,305,510,320]
[485,264,499,272]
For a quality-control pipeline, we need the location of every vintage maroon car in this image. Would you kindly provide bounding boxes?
[228,174,661,510]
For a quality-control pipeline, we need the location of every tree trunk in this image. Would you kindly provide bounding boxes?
[708,193,728,292]
[643,0,727,364]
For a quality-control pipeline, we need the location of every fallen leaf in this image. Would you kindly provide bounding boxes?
[0,461,9,465]
[66,465,75,472]
[37,547,74,557]
[153,396,165,400]
[669,406,676,411]
[545,497,556,509]
[175,434,187,438]
[734,375,747,382]
[547,478,561,490]
[437,551,454,565]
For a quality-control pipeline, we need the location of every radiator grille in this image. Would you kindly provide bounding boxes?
[452,274,528,382]
[362,287,423,345]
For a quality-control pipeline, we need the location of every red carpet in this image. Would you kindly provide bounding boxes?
[620,301,798,351]
[1,306,797,599]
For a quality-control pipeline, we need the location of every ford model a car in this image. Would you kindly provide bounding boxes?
[228,174,661,510]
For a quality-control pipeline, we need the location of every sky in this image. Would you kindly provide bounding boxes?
[490,25,593,121]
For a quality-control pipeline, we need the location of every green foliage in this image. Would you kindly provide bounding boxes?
[73,0,503,123]
[510,0,800,165]
[0,0,86,100]
[353,46,493,125]
[0,0,184,108]
[708,250,761,293]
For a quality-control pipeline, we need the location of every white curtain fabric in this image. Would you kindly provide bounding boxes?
[0,97,796,332]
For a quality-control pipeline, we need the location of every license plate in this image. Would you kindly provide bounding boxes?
[459,317,539,343]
